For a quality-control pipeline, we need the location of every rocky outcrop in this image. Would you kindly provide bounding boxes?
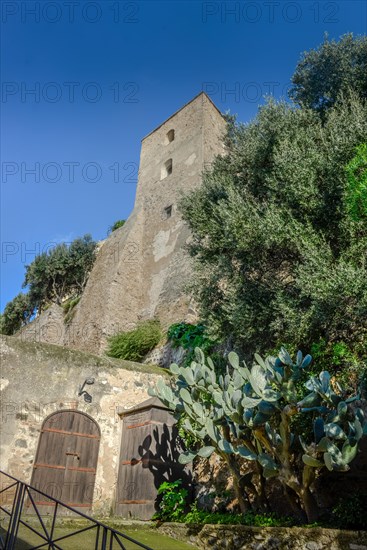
[15,93,226,355]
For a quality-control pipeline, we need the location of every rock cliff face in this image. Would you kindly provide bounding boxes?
[18,93,226,354]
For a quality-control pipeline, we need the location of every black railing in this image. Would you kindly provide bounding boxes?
[0,471,154,550]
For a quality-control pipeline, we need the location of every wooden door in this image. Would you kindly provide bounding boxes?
[116,405,191,520]
[29,410,100,514]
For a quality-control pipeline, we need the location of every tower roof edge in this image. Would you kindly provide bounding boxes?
[141,92,224,142]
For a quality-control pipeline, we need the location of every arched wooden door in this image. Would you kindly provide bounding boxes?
[30,410,100,514]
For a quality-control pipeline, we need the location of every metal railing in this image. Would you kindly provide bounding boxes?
[0,470,154,550]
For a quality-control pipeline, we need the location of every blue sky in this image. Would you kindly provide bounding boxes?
[1,0,366,311]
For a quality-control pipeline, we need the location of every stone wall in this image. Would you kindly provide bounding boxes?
[0,335,167,515]
[157,523,367,550]
[16,93,227,356]
[17,303,65,346]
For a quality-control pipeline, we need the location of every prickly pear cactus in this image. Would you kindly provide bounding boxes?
[149,345,367,520]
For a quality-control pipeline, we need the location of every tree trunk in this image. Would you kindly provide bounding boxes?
[283,485,307,523]
[220,451,251,514]
[254,462,270,512]
[300,486,319,523]
[299,465,320,523]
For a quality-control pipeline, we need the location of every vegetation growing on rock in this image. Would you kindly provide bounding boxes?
[1,235,96,335]
[107,319,162,361]
[107,219,126,234]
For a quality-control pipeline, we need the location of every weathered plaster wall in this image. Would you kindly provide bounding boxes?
[16,93,227,355]
[0,335,167,515]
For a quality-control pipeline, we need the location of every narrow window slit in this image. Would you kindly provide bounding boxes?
[166,129,175,143]
[161,159,173,179]
[164,205,173,219]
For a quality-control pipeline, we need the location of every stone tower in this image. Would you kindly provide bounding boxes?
[19,93,227,354]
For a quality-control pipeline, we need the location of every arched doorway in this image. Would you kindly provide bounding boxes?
[30,410,100,514]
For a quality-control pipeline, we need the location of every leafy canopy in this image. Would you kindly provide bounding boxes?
[0,293,33,335]
[290,33,367,115]
[345,142,367,223]
[1,234,96,335]
[180,96,367,366]
[24,234,96,311]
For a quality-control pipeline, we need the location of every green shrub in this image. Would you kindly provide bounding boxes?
[309,338,366,392]
[168,322,208,349]
[107,320,162,361]
[107,219,125,235]
[157,496,295,526]
[167,322,219,368]
[185,507,295,526]
[153,480,188,522]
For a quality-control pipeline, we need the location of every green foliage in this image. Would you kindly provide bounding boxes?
[24,235,96,312]
[150,347,367,522]
[153,480,188,522]
[309,338,365,392]
[107,219,125,235]
[154,491,295,526]
[345,143,367,223]
[176,414,202,451]
[184,502,294,527]
[62,296,81,315]
[168,323,208,349]
[154,482,367,529]
[107,320,162,361]
[290,34,367,115]
[167,322,217,367]
[332,494,367,530]
[1,235,96,335]
[0,293,33,335]
[180,94,367,367]
[63,296,81,325]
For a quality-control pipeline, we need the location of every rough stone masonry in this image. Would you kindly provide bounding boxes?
[18,92,227,355]
[0,335,167,516]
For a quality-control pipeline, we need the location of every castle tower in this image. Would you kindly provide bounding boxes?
[136,92,226,327]
[19,93,226,354]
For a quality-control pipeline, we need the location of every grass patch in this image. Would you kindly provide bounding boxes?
[0,524,193,550]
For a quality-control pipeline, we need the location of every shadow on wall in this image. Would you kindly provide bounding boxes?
[136,424,193,498]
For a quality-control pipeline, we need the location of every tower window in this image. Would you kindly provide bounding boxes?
[163,205,173,219]
[165,129,175,144]
[161,158,173,179]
